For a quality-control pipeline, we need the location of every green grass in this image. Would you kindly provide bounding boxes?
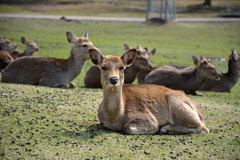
[1,0,240,18]
[0,19,240,159]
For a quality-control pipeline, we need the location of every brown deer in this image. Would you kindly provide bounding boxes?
[88,48,209,135]
[10,37,39,59]
[0,51,14,73]
[84,44,155,88]
[1,31,98,89]
[199,49,240,92]
[145,55,222,96]
[0,36,18,52]
[138,66,186,84]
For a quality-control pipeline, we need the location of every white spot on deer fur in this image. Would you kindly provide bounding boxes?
[130,126,138,133]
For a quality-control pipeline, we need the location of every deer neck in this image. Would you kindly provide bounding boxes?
[102,87,124,120]
[20,50,28,57]
[124,64,139,83]
[225,60,240,83]
[182,68,207,91]
[64,50,87,82]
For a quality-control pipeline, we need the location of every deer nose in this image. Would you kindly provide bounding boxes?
[36,48,39,51]
[219,74,222,77]
[150,65,154,70]
[109,77,118,85]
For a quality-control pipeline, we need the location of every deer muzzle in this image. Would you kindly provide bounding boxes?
[215,73,222,81]
[109,77,118,85]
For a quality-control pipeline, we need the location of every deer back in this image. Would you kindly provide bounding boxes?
[145,55,221,95]
[2,31,98,88]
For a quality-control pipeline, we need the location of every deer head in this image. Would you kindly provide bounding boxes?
[21,37,39,56]
[193,55,222,80]
[0,36,18,51]
[89,48,137,91]
[66,31,97,61]
[124,44,154,71]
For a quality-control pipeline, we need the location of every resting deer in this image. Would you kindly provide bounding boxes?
[138,66,184,84]
[0,36,18,52]
[84,44,155,88]
[145,55,222,96]
[88,48,209,135]
[200,49,240,92]
[10,37,39,59]
[0,51,14,73]
[2,31,98,88]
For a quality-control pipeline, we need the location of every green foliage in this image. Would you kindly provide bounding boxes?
[0,19,240,159]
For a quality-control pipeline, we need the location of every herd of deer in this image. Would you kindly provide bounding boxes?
[0,32,239,135]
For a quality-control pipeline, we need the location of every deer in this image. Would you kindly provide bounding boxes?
[0,51,14,73]
[138,66,185,84]
[1,31,98,89]
[84,44,155,88]
[88,48,209,135]
[0,36,18,52]
[10,37,39,59]
[199,49,240,92]
[145,55,222,96]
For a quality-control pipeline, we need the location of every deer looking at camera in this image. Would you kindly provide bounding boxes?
[145,55,222,96]
[2,31,98,88]
[200,49,240,92]
[10,37,39,59]
[88,48,209,135]
[84,44,155,88]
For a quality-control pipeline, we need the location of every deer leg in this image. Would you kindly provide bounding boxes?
[69,82,75,89]
[192,91,203,96]
[165,92,209,134]
[159,124,204,135]
[123,117,159,135]
[39,78,69,88]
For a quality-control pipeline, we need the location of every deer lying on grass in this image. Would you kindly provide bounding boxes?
[1,31,98,88]
[88,48,209,135]
[200,49,240,92]
[138,66,185,84]
[0,36,18,52]
[10,37,39,59]
[0,51,14,73]
[84,44,155,88]
[145,55,222,96]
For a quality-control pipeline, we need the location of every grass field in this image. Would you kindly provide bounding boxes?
[0,18,240,159]
[0,0,240,18]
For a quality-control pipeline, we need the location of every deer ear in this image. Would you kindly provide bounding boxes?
[192,55,201,66]
[21,37,27,44]
[124,44,131,51]
[82,31,88,38]
[66,31,78,43]
[88,48,103,65]
[121,48,137,66]
[137,45,143,51]
[149,48,156,56]
[34,38,40,44]
[0,36,5,43]
[200,55,207,61]
[231,49,238,60]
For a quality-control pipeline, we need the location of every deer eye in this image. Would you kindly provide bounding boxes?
[82,44,87,47]
[119,66,124,70]
[101,67,107,70]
